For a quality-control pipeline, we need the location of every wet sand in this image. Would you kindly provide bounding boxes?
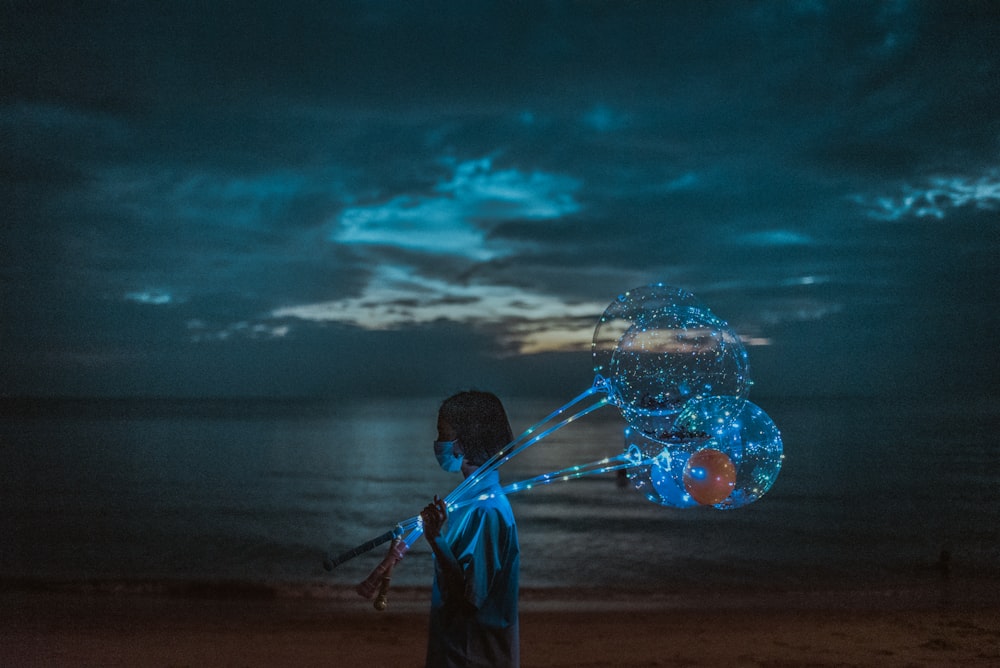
[3,582,999,667]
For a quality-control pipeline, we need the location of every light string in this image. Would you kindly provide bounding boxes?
[359,452,648,549]
[326,377,617,568]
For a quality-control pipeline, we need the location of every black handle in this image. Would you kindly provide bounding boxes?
[323,529,397,570]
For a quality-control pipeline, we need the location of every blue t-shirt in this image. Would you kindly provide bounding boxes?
[426,469,520,668]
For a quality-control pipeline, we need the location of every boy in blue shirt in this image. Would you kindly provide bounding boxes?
[421,391,520,668]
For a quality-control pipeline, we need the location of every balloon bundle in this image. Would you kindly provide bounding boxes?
[325,283,784,608]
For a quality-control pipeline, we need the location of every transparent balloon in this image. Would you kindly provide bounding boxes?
[622,398,782,509]
[623,426,704,508]
[593,283,706,381]
[675,397,784,509]
[594,284,750,436]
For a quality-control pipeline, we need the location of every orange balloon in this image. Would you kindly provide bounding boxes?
[683,448,737,505]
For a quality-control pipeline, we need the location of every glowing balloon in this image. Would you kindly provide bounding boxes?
[623,427,700,508]
[674,397,784,509]
[593,284,704,383]
[593,284,749,436]
[683,448,737,505]
[593,284,705,369]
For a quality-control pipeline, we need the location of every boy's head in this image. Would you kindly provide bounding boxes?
[438,391,513,467]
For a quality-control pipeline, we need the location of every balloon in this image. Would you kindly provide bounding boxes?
[674,397,784,509]
[593,284,704,389]
[593,284,749,436]
[622,427,701,508]
[682,448,737,505]
[593,284,705,377]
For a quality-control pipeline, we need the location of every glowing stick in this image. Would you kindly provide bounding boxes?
[346,449,650,567]
[446,384,610,509]
[445,452,649,512]
[403,386,610,549]
[351,451,648,610]
[382,452,646,559]
[325,378,615,569]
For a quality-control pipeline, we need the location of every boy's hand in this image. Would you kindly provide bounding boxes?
[420,495,448,541]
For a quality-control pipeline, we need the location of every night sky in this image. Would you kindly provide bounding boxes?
[3,1,999,400]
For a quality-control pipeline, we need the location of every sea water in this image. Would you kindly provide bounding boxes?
[2,395,997,598]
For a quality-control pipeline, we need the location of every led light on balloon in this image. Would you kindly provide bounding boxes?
[593,284,750,437]
[674,397,784,509]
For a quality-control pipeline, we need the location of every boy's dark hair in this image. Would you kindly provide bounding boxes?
[439,390,514,466]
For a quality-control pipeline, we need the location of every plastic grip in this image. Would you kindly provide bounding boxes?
[356,540,409,599]
[373,576,391,611]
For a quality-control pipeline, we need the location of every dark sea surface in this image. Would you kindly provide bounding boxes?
[2,394,998,602]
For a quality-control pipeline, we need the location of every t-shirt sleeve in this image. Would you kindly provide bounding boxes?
[450,506,505,611]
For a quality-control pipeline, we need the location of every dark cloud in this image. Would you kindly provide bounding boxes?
[2,1,998,399]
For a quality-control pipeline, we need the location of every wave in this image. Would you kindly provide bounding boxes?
[0,576,402,601]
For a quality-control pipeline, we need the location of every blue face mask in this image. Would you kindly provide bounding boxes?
[434,440,464,472]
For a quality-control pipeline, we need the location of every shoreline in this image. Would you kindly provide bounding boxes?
[4,580,998,667]
[3,569,991,608]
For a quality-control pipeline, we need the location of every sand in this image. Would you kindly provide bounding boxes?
[3,583,999,667]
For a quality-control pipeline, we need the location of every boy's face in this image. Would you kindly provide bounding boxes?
[436,415,457,441]
[437,416,465,465]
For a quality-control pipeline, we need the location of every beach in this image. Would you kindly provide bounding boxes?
[4,396,998,666]
[4,581,998,667]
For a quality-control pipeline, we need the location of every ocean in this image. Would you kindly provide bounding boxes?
[2,394,998,603]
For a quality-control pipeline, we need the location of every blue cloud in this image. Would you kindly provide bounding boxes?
[854,170,1000,221]
[124,290,174,305]
[736,230,814,247]
[332,157,581,260]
